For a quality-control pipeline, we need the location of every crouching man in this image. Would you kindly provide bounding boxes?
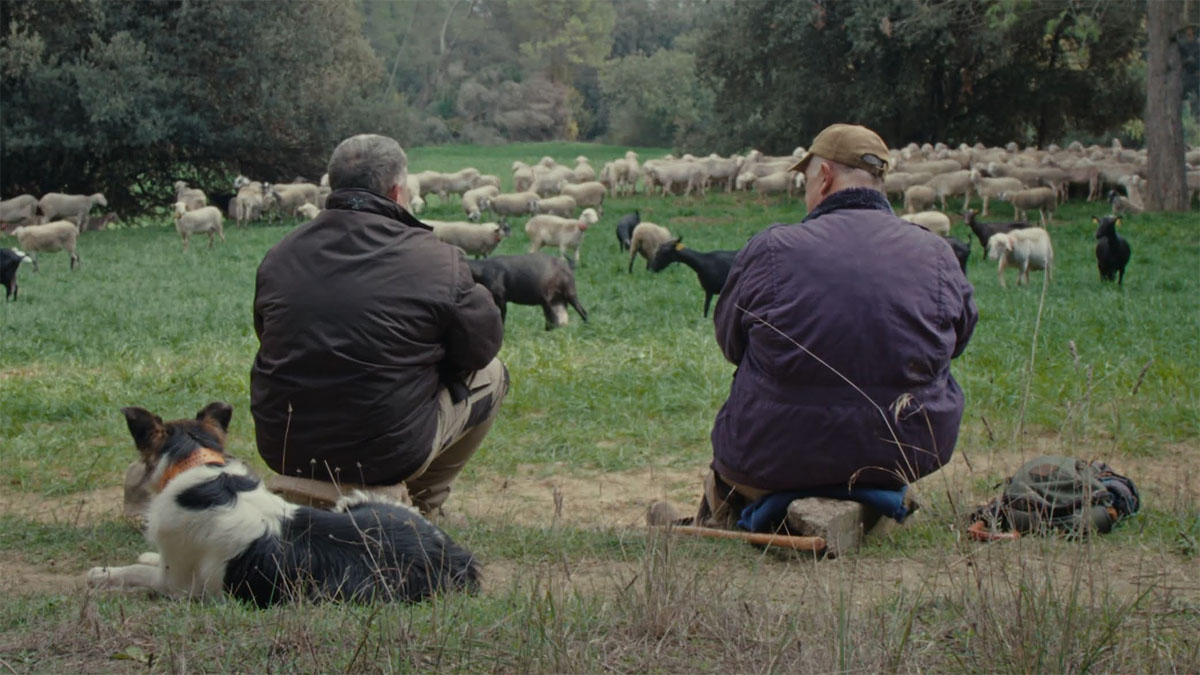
[655,124,977,535]
[250,134,506,516]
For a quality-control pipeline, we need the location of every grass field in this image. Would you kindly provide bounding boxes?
[1,141,1197,672]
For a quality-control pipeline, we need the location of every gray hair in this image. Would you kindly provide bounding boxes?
[327,134,408,196]
[806,155,884,190]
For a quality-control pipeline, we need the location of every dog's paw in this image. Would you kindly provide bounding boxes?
[136,552,161,566]
[85,566,114,588]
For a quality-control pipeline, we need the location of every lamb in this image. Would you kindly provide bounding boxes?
[963,209,1029,258]
[615,210,639,251]
[295,203,320,220]
[10,220,80,270]
[1107,189,1143,216]
[525,208,600,269]
[480,191,540,222]
[900,211,951,236]
[927,169,976,211]
[627,221,673,273]
[560,181,606,213]
[904,185,936,213]
[532,195,578,218]
[172,181,208,211]
[1,247,33,300]
[462,185,500,221]
[647,237,739,317]
[268,183,319,215]
[0,195,39,227]
[427,220,509,259]
[986,228,1053,288]
[969,174,1025,216]
[466,254,587,330]
[1093,215,1130,285]
[172,203,225,252]
[998,187,1056,226]
[37,192,107,230]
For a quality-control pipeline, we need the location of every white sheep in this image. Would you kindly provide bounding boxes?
[0,194,40,227]
[232,181,265,227]
[405,174,425,213]
[626,221,673,273]
[904,185,936,214]
[986,228,1053,288]
[474,174,502,190]
[482,191,541,221]
[999,187,1056,226]
[462,185,500,221]
[295,203,320,220]
[927,169,975,211]
[172,181,208,211]
[512,162,534,193]
[413,170,449,203]
[970,174,1025,216]
[427,220,508,259]
[560,181,606,213]
[10,220,80,271]
[172,202,225,252]
[37,192,108,230]
[439,168,482,200]
[268,183,319,215]
[525,208,600,269]
[533,195,577,218]
[750,170,794,198]
[572,159,595,183]
[900,211,952,236]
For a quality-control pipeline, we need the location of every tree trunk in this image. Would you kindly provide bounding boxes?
[1144,0,1188,211]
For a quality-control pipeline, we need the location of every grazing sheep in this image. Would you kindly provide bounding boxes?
[532,195,577,218]
[462,185,500,221]
[904,185,936,214]
[405,174,425,213]
[1093,215,1130,285]
[232,181,266,227]
[531,166,573,197]
[1,247,33,300]
[749,171,794,198]
[647,237,739,317]
[615,210,639,252]
[970,174,1025,216]
[173,181,208,211]
[963,209,1029,259]
[466,254,587,330]
[11,220,80,270]
[413,170,449,202]
[525,208,600,269]
[900,211,952,236]
[702,154,744,192]
[481,191,540,222]
[474,174,502,190]
[512,162,534,193]
[295,203,320,220]
[927,169,975,211]
[627,221,673,273]
[572,160,595,183]
[0,194,39,227]
[268,183,319,215]
[560,181,606,214]
[172,203,225,252]
[37,192,107,230]
[999,187,1056,226]
[440,168,482,200]
[1108,189,1143,216]
[986,228,1053,288]
[427,220,509,259]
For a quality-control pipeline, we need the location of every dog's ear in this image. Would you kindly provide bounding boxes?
[196,401,233,432]
[122,407,163,451]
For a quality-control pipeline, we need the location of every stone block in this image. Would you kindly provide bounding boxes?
[786,497,883,557]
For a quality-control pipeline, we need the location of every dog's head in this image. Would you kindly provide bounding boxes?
[121,402,233,493]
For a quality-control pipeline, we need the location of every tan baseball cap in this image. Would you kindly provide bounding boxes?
[790,123,890,177]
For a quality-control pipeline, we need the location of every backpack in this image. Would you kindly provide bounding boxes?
[971,456,1139,538]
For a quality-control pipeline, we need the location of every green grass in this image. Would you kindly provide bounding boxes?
[1,141,1198,671]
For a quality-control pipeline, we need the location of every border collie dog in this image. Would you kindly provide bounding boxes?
[87,402,480,606]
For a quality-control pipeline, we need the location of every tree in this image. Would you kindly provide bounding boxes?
[1144,0,1194,211]
[599,48,713,147]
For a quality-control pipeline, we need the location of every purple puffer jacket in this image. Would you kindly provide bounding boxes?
[711,188,977,491]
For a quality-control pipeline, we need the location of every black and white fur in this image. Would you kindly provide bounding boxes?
[1,247,33,300]
[87,402,480,606]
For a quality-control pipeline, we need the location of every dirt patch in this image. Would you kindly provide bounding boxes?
[0,557,84,596]
[0,485,127,526]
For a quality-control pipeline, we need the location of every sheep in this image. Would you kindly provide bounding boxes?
[427,220,509,259]
[405,174,425,213]
[627,221,673,273]
[440,168,482,199]
[615,210,639,251]
[10,220,80,270]
[749,170,794,198]
[413,170,448,204]
[572,160,595,183]
[512,162,534,193]
[962,209,1029,259]
[532,165,573,197]
[532,195,578,218]
[525,208,599,269]
[620,151,641,194]
[268,183,319,215]
[1108,189,1142,216]
[1,247,33,300]
[702,154,744,192]
[172,203,225,252]
[998,187,1056,226]
[1093,215,1130,285]
[647,237,739,317]
[466,254,587,330]
[0,195,40,228]
[295,203,320,220]
[37,192,107,230]
[232,181,265,227]
[986,228,1053,288]
[560,181,606,213]
[462,185,500,221]
[900,211,952,236]
[1188,171,1200,206]
[474,174,502,190]
[969,174,1025,216]
[904,185,936,213]
[86,212,119,231]
[480,191,540,222]
[927,169,975,211]
[172,181,208,211]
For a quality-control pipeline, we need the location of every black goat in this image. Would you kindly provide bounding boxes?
[963,209,1029,259]
[647,237,738,318]
[1,247,32,300]
[615,211,639,251]
[1093,215,1131,285]
[467,254,588,331]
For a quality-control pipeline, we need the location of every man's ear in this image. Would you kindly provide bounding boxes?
[196,402,234,432]
[122,407,163,451]
[388,180,408,207]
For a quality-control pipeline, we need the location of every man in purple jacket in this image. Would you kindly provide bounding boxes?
[696,124,977,529]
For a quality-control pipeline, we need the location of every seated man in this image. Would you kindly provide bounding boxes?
[691,123,977,529]
[249,134,506,516]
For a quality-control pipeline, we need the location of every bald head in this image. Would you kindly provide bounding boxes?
[803,156,885,211]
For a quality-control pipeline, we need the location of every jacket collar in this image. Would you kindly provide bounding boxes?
[801,187,894,223]
[324,188,431,231]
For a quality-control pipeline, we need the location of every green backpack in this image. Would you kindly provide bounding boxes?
[972,456,1140,537]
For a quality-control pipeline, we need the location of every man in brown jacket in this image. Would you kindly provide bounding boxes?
[250,134,506,515]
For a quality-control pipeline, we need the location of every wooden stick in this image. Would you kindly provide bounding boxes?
[652,525,826,551]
